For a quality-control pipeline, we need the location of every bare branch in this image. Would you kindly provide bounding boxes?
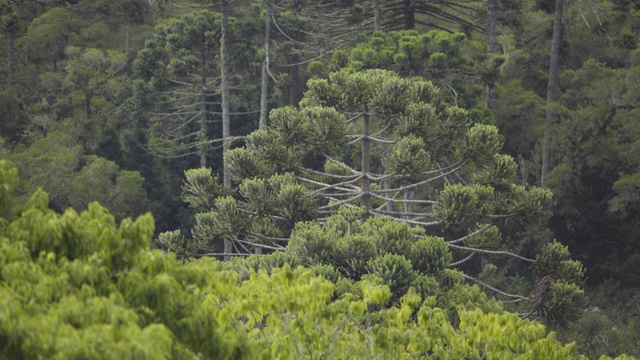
[448,243,534,263]
[320,192,365,209]
[450,252,475,267]
[462,274,529,301]
[369,209,440,226]
[372,161,465,194]
[447,225,492,245]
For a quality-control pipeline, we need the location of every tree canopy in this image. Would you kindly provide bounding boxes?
[0,158,618,359]
[1,0,640,357]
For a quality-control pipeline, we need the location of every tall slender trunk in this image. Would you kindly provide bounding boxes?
[541,0,563,188]
[220,0,232,260]
[199,52,207,168]
[374,0,381,31]
[486,0,498,109]
[481,0,496,272]
[125,26,130,54]
[85,90,92,116]
[8,31,15,81]
[259,0,272,129]
[361,111,372,218]
[404,0,415,30]
[224,239,232,261]
[382,143,394,212]
[221,0,231,187]
[288,53,302,106]
[124,6,130,53]
[403,189,415,221]
[487,0,498,54]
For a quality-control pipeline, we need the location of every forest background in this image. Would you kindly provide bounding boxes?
[0,0,639,358]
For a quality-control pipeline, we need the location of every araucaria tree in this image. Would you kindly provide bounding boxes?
[222,69,550,250]
[170,69,584,326]
[131,10,222,167]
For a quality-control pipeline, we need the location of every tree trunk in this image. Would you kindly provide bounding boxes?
[85,90,92,117]
[221,0,231,186]
[404,0,415,30]
[221,0,232,258]
[125,25,130,54]
[361,111,371,217]
[382,143,394,212]
[374,0,381,31]
[486,0,498,109]
[481,0,496,272]
[288,53,302,106]
[541,0,563,188]
[224,238,232,261]
[8,31,15,81]
[199,52,208,168]
[487,0,498,54]
[259,0,271,129]
[403,188,415,222]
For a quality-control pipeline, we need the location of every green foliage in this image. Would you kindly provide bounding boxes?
[0,168,243,358]
[409,274,440,299]
[8,1,640,355]
[439,283,504,318]
[433,184,488,228]
[494,80,546,156]
[461,124,503,168]
[383,135,430,178]
[610,172,640,214]
[130,10,222,162]
[534,240,585,286]
[0,1,18,35]
[221,69,552,251]
[288,220,337,266]
[365,253,415,299]
[155,229,195,261]
[193,196,249,251]
[408,236,452,275]
[249,210,509,317]
[20,8,76,67]
[0,159,622,359]
[537,281,586,330]
[333,234,377,279]
[68,156,149,221]
[337,30,470,77]
[360,215,422,256]
[533,241,587,329]
[470,154,518,191]
[225,251,299,282]
[481,54,507,88]
[5,123,149,221]
[129,8,259,165]
[560,280,640,359]
[172,67,583,329]
[208,261,581,359]
[321,30,496,111]
[0,159,18,213]
[181,167,230,212]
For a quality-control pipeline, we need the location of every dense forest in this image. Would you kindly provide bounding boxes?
[0,0,639,358]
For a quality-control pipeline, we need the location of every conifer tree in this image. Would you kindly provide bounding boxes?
[171,69,585,326]
[131,10,223,168]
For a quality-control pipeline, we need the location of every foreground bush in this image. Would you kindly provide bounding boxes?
[0,159,628,359]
